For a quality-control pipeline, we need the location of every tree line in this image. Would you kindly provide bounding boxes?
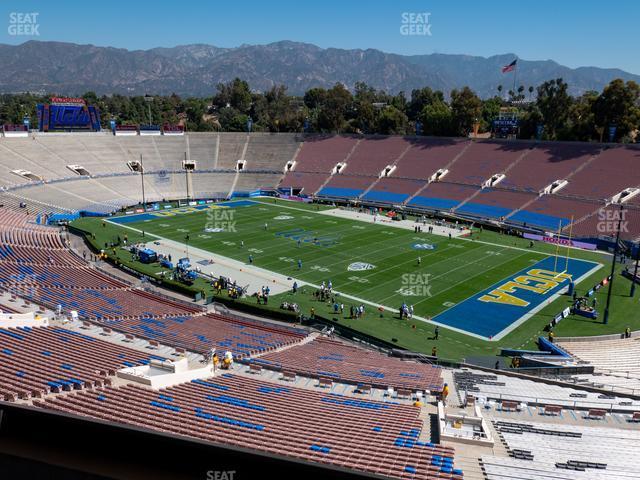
[0,77,638,142]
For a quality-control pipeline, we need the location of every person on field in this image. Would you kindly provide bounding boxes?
[434,326,439,340]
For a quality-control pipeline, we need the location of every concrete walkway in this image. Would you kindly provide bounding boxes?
[319,207,471,238]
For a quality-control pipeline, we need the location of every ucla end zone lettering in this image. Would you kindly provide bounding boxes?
[433,256,600,339]
[108,200,257,224]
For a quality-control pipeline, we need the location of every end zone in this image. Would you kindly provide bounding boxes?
[432,256,603,340]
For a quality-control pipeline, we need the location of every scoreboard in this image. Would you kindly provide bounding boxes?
[37,97,101,132]
[492,107,519,139]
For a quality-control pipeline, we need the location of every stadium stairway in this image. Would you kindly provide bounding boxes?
[560,199,607,233]
[452,148,533,214]
[247,331,320,358]
[357,143,414,200]
[502,192,543,221]
[313,138,363,195]
[226,136,250,198]
[403,140,474,206]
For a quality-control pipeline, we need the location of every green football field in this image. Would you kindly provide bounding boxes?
[109,200,555,319]
[72,198,639,361]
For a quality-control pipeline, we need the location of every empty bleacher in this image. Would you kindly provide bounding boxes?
[561,146,640,201]
[570,204,640,241]
[2,133,640,240]
[409,183,479,211]
[511,196,602,230]
[319,175,377,199]
[483,420,640,479]
[0,207,305,357]
[279,171,331,195]
[252,336,443,392]
[234,173,284,193]
[293,135,359,173]
[391,138,468,180]
[35,373,463,479]
[216,133,249,170]
[243,133,299,171]
[443,141,524,186]
[558,337,640,378]
[500,142,601,192]
[454,369,640,411]
[88,312,306,357]
[186,133,218,168]
[341,136,409,175]
[363,177,427,204]
[0,325,165,401]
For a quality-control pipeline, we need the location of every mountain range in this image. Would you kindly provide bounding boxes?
[1,40,638,98]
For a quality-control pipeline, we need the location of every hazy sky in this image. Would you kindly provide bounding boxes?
[2,0,639,74]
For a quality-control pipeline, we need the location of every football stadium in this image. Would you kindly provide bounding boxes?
[1,2,640,480]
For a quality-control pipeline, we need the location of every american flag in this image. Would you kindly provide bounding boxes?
[501,59,517,73]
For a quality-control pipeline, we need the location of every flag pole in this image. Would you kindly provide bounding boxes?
[512,61,518,97]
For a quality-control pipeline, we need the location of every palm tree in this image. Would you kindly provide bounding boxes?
[528,86,534,101]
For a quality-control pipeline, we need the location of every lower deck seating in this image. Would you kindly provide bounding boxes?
[569,204,640,241]
[35,373,463,480]
[253,337,443,392]
[408,183,479,211]
[512,196,601,231]
[363,178,427,204]
[279,171,330,195]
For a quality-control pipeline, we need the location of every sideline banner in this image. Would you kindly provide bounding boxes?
[524,233,597,251]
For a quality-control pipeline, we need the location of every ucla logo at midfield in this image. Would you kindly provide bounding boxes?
[412,243,436,250]
[348,262,376,271]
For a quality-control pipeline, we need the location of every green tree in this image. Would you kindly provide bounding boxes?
[420,100,453,136]
[450,87,482,136]
[213,78,252,114]
[592,79,640,142]
[316,83,353,132]
[536,78,572,139]
[376,106,408,135]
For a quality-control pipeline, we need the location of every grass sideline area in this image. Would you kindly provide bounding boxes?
[71,198,640,361]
